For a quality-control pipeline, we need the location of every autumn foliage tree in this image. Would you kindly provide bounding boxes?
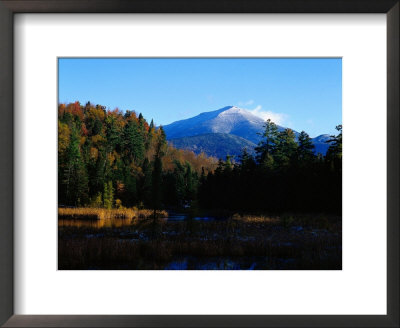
[59,101,341,214]
[58,101,216,209]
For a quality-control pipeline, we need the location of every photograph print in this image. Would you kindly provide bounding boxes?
[58,58,342,270]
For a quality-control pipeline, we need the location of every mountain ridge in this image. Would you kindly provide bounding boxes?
[163,106,331,159]
[164,105,289,144]
[169,133,257,159]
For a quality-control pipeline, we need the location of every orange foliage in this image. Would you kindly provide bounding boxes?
[116,181,125,193]
[162,145,217,174]
[64,101,84,120]
[107,151,117,166]
[126,111,138,122]
[91,134,105,145]
[81,123,89,136]
[58,104,66,116]
[86,107,106,121]
[90,147,98,161]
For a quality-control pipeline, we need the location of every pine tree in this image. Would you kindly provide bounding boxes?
[297,131,315,162]
[61,125,88,206]
[152,155,163,211]
[124,167,137,206]
[140,158,153,206]
[255,119,279,165]
[151,128,167,212]
[105,115,120,152]
[274,128,298,167]
[239,148,256,173]
[123,119,145,164]
[184,162,196,202]
[326,125,342,160]
[145,119,155,150]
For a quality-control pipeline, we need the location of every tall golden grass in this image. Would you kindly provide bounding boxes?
[58,207,168,220]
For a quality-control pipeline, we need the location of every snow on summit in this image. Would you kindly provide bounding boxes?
[163,105,269,143]
[163,105,331,156]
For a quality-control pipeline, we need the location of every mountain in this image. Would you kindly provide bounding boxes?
[164,106,331,159]
[164,105,287,144]
[169,133,257,159]
[311,134,331,155]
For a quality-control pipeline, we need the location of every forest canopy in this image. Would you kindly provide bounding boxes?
[58,102,342,214]
[58,101,217,209]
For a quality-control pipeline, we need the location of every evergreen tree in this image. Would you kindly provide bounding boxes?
[151,128,167,211]
[152,155,163,211]
[124,167,137,206]
[145,119,155,150]
[140,158,153,206]
[255,119,279,166]
[274,128,298,167]
[239,148,256,173]
[326,125,342,160]
[103,181,114,209]
[184,162,196,203]
[172,161,186,206]
[105,115,120,151]
[61,125,88,206]
[297,131,315,162]
[58,102,217,210]
[122,119,145,164]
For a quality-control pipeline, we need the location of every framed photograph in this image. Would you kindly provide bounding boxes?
[1,0,398,327]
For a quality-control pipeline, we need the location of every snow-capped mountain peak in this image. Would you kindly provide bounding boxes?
[164,105,270,143]
[163,105,332,158]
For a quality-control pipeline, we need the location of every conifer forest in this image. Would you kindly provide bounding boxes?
[58,101,342,270]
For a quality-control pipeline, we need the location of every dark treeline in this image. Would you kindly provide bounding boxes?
[58,102,216,209]
[199,120,342,214]
[59,102,341,215]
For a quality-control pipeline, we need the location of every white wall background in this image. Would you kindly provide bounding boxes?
[14,14,386,315]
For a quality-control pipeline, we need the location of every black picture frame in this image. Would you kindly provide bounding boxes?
[0,1,398,327]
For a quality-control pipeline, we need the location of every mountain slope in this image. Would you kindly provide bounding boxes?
[164,105,287,144]
[164,106,332,158]
[311,134,331,155]
[169,133,257,159]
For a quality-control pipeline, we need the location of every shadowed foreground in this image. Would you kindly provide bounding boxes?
[58,213,341,270]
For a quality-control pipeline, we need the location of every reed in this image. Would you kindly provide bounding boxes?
[58,211,341,270]
[58,207,168,220]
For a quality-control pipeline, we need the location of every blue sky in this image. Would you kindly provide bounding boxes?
[58,58,341,137]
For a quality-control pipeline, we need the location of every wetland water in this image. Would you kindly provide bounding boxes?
[58,211,220,228]
[58,212,342,270]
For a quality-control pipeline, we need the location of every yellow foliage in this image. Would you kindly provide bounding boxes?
[89,193,103,208]
[107,151,117,166]
[115,199,123,209]
[91,134,105,145]
[90,147,99,160]
[58,121,70,154]
[129,162,142,175]
[87,107,105,121]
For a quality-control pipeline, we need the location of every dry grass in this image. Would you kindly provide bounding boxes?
[58,210,342,270]
[231,213,280,224]
[58,207,168,220]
